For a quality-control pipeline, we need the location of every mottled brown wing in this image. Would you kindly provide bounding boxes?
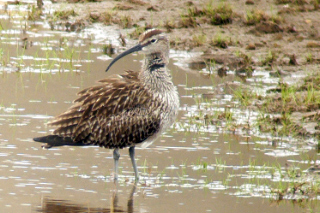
[81,107,161,148]
[48,71,160,148]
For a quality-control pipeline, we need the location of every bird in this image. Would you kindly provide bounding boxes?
[33,29,180,181]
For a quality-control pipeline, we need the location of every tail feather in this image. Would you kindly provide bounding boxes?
[33,135,89,149]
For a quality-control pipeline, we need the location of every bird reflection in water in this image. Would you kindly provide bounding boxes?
[37,184,136,213]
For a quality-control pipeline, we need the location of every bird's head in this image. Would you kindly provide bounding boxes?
[106,29,168,72]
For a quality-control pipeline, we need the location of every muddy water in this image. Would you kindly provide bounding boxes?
[0,3,319,213]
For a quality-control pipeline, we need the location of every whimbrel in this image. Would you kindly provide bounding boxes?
[33,29,180,180]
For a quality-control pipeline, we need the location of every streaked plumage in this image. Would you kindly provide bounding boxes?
[33,29,180,180]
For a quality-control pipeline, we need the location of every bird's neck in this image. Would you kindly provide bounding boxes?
[144,52,168,70]
[139,52,174,93]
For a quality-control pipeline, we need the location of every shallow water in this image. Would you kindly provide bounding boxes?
[0,2,319,212]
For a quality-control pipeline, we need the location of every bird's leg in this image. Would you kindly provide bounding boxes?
[129,146,139,181]
[113,148,120,181]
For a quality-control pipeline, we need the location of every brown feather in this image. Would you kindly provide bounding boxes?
[33,29,180,182]
[139,29,164,42]
[47,70,162,149]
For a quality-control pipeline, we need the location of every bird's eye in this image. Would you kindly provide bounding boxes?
[150,39,157,43]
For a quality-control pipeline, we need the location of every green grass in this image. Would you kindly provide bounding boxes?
[275,0,307,5]
[305,52,314,63]
[233,85,260,106]
[261,50,277,66]
[192,33,207,47]
[180,2,234,27]
[232,160,320,201]
[179,16,197,28]
[130,25,146,39]
[245,9,282,25]
[205,2,233,25]
[118,15,133,28]
[0,48,5,66]
[162,19,176,32]
[210,34,230,48]
[53,9,77,20]
[27,5,42,21]
[101,11,114,25]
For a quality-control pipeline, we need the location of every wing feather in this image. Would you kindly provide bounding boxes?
[48,71,160,148]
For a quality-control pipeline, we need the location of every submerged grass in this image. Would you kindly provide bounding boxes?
[27,5,42,21]
[231,160,320,201]
[253,86,318,137]
[180,63,320,141]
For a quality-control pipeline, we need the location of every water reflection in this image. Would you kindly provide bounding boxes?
[37,184,136,213]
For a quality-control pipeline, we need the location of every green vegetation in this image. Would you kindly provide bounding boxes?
[233,86,260,107]
[313,0,320,9]
[180,2,234,28]
[179,16,198,28]
[261,50,277,66]
[27,5,42,21]
[101,11,114,25]
[210,34,231,49]
[205,2,233,25]
[305,53,314,63]
[162,19,176,32]
[192,33,207,47]
[130,25,147,39]
[118,15,133,28]
[237,161,320,201]
[53,9,77,20]
[275,0,307,5]
[0,48,5,66]
[245,9,282,25]
[229,72,320,139]
[306,41,320,48]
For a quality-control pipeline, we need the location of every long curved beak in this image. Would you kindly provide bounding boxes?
[106,43,143,72]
